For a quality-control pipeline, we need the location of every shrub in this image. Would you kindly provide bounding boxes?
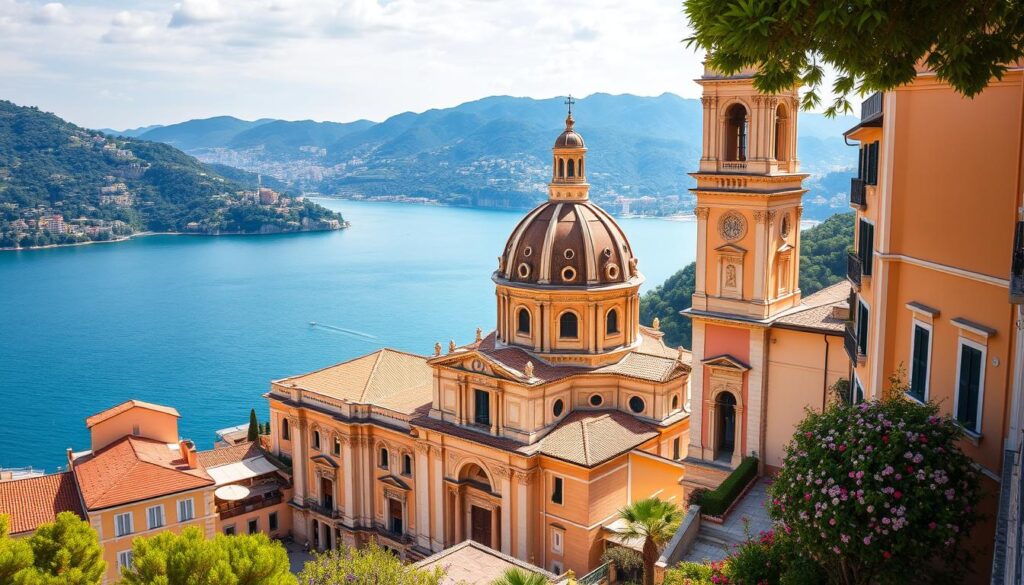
[601,546,642,582]
[663,561,715,585]
[768,397,981,584]
[700,457,758,517]
[686,487,708,508]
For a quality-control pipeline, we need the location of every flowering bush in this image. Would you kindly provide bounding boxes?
[768,398,980,584]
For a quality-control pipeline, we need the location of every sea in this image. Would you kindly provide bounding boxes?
[0,199,696,471]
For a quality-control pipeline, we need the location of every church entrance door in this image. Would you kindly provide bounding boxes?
[470,506,491,546]
[716,392,737,460]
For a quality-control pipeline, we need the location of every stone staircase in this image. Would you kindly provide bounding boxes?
[681,523,742,563]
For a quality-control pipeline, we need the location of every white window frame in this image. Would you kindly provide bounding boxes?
[146,504,165,530]
[853,371,865,404]
[177,497,195,522]
[551,527,564,554]
[953,337,987,435]
[117,549,133,572]
[114,512,134,537]
[907,320,933,403]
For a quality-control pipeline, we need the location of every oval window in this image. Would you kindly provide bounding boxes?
[523,246,533,257]
[553,399,564,418]
[589,394,603,407]
[628,396,645,414]
[606,263,620,280]
[563,249,575,260]
[561,266,577,282]
[517,263,531,278]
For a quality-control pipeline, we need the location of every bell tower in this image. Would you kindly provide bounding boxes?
[685,66,807,469]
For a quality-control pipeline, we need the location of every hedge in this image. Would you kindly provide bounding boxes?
[700,456,758,516]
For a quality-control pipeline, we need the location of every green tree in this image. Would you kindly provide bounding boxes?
[18,512,105,585]
[683,0,1024,116]
[0,515,33,584]
[616,498,682,585]
[768,393,981,584]
[639,261,696,349]
[120,527,294,585]
[247,408,259,442]
[489,567,550,585]
[298,543,443,585]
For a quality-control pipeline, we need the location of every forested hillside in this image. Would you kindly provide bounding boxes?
[640,212,855,348]
[0,100,343,248]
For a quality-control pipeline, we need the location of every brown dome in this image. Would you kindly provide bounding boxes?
[496,200,640,287]
[553,114,585,149]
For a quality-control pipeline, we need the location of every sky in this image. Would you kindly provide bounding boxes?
[0,0,710,130]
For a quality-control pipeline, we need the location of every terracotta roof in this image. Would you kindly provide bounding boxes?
[72,436,213,510]
[0,472,84,535]
[527,410,658,466]
[196,441,261,469]
[275,349,432,415]
[415,540,556,585]
[773,281,852,333]
[85,400,180,428]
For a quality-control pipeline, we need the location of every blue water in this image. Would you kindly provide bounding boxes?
[0,199,696,471]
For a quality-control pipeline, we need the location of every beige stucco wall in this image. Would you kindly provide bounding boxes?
[89,408,179,452]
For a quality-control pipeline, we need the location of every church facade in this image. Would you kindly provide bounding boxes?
[265,111,693,576]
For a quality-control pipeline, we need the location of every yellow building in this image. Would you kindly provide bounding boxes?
[265,111,692,576]
[843,64,1024,584]
[683,65,851,475]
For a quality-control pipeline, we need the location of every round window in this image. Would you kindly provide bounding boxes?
[628,396,645,414]
[517,263,531,278]
[589,394,603,407]
[606,263,620,280]
[603,248,612,258]
[563,249,575,260]
[523,246,533,257]
[553,399,564,418]
[561,266,577,282]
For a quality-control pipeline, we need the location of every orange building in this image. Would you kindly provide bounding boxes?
[1,400,292,584]
[683,65,851,475]
[843,64,1024,584]
[265,112,692,576]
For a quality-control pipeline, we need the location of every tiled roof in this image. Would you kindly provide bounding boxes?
[85,400,180,428]
[0,472,84,535]
[415,540,556,584]
[773,281,852,333]
[275,349,432,415]
[196,441,261,468]
[527,410,658,466]
[72,436,213,510]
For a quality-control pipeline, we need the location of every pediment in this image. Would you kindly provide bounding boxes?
[429,350,527,383]
[701,354,751,371]
[777,243,794,253]
[379,475,410,490]
[714,243,747,255]
[311,454,339,468]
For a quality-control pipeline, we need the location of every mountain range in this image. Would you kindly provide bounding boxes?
[105,93,859,220]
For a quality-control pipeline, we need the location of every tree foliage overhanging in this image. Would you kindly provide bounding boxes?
[0,512,106,585]
[683,0,1024,116]
[640,212,853,348]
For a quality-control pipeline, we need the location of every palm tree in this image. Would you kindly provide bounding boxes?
[490,567,550,585]
[616,497,682,585]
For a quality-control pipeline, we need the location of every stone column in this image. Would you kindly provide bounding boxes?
[694,207,709,301]
[414,443,431,549]
[794,206,803,290]
[514,470,530,560]
[746,328,766,462]
[490,390,498,435]
[688,322,706,459]
[290,418,306,506]
[431,447,444,551]
[752,210,767,303]
[361,438,373,525]
[271,410,280,454]
[733,404,745,468]
[341,435,355,526]
[497,467,512,555]
[490,505,499,550]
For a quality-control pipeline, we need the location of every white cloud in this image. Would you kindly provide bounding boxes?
[30,1,69,25]
[168,0,227,28]
[101,10,160,44]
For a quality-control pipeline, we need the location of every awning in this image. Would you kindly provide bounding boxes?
[207,456,279,486]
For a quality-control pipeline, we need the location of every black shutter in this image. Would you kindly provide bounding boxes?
[957,345,982,431]
[910,326,928,400]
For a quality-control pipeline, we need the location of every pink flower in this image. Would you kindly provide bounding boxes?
[883,551,891,559]
[893,491,903,500]
[839,444,847,452]
[928,522,937,530]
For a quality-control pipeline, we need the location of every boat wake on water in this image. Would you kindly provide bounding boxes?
[309,322,379,341]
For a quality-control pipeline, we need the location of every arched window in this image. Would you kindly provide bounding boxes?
[724,104,748,162]
[671,394,680,411]
[517,308,531,334]
[559,312,579,339]
[379,447,389,469]
[402,454,413,476]
[578,158,583,177]
[281,419,290,440]
[312,430,321,450]
[333,437,341,456]
[606,308,619,335]
[567,158,575,177]
[774,104,788,161]
[558,158,565,178]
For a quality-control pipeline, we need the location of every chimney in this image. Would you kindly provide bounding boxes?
[66,448,75,469]
[179,440,197,469]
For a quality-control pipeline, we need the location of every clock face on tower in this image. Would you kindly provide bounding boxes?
[718,211,747,242]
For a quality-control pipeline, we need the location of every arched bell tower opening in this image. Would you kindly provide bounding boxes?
[723,103,749,162]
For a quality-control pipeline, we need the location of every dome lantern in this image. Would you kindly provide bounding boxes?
[549,95,589,202]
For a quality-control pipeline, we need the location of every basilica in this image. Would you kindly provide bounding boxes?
[264,68,852,577]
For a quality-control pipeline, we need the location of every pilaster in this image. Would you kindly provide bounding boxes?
[430,446,444,551]
[688,320,706,459]
[414,442,431,549]
[746,328,766,460]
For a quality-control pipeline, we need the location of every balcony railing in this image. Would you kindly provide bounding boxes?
[847,252,863,287]
[861,92,883,121]
[844,322,860,364]
[720,161,748,171]
[219,493,283,520]
[306,499,341,519]
[850,178,866,208]
[372,522,413,544]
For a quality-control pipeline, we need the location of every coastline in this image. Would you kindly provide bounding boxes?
[0,223,349,252]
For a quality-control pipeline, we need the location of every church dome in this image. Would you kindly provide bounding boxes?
[496,199,639,287]
[553,115,585,148]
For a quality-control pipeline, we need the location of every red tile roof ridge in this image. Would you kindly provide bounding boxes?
[274,347,428,386]
[85,400,180,428]
[0,471,84,535]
